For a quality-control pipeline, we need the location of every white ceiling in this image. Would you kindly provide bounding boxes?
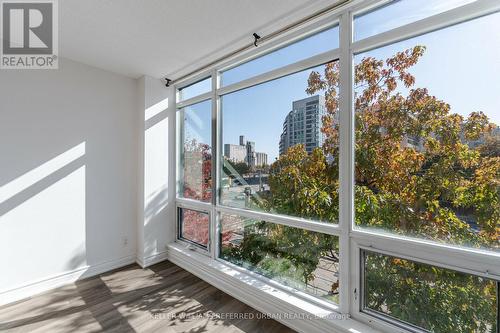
[59,0,334,79]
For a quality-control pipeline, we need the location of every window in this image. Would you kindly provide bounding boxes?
[178,208,209,248]
[221,61,339,223]
[178,77,211,101]
[354,12,500,252]
[362,250,498,333]
[221,26,339,86]
[174,1,500,332]
[178,100,212,202]
[220,213,339,304]
[354,0,477,41]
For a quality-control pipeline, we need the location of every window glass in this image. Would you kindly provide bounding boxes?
[221,61,339,223]
[221,26,339,86]
[363,251,498,333]
[178,77,211,101]
[354,0,477,41]
[178,208,209,248]
[354,13,500,252]
[220,213,340,303]
[179,100,212,202]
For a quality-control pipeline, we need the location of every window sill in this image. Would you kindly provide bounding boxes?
[166,242,381,333]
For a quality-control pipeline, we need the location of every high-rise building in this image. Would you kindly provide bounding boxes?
[224,144,247,163]
[255,152,268,167]
[246,141,255,167]
[463,125,500,149]
[402,134,424,152]
[279,95,327,155]
[224,136,267,168]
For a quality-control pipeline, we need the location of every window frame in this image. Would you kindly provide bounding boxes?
[176,98,213,203]
[177,76,212,102]
[217,58,341,226]
[357,247,500,333]
[173,1,500,332]
[177,206,211,250]
[217,211,342,312]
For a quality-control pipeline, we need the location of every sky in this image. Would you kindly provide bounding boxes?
[183,100,211,147]
[353,0,477,40]
[183,0,500,162]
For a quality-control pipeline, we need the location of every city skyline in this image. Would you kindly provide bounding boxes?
[222,12,499,162]
[184,11,500,163]
[224,135,268,167]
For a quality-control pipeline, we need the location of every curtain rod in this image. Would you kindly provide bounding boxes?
[165,0,351,87]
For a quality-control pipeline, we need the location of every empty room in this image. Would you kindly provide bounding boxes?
[0,0,498,332]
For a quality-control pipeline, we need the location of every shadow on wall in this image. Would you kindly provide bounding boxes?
[144,185,169,257]
[0,138,129,328]
[0,142,88,293]
[142,94,174,261]
[0,87,175,327]
[0,59,138,302]
[0,142,86,217]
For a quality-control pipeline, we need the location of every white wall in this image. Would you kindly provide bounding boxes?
[136,76,176,267]
[0,58,139,305]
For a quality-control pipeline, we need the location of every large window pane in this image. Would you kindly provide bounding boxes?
[178,77,211,101]
[363,251,498,333]
[221,26,339,86]
[354,13,500,252]
[178,208,209,248]
[354,0,477,41]
[219,213,340,303]
[179,100,212,202]
[221,61,339,223]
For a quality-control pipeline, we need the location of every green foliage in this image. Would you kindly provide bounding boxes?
[223,159,250,177]
[221,218,338,293]
[365,253,497,333]
[267,145,339,222]
[222,45,499,332]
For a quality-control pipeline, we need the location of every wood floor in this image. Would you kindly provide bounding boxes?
[0,261,295,333]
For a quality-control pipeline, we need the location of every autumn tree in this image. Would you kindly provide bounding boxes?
[305,47,498,248]
[183,139,212,202]
[181,139,212,246]
[181,209,209,247]
[226,46,498,332]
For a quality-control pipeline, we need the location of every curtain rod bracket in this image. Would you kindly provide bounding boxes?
[165,78,172,87]
[253,33,261,47]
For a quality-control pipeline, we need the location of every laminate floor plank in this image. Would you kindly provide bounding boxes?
[0,261,295,333]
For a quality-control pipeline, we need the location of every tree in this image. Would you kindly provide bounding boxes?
[478,130,500,157]
[183,139,212,202]
[267,145,338,222]
[225,46,498,332]
[181,209,209,246]
[223,159,250,178]
[220,216,339,301]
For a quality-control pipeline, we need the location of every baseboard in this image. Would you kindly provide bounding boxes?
[0,254,136,307]
[136,250,169,268]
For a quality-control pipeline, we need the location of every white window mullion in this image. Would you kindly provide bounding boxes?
[217,48,340,97]
[176,92,212,109]
[210,69,220,259]
[338,10,354,315]
[215,205,341,236]
[351,230,500,279]
[175,106,184,199]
